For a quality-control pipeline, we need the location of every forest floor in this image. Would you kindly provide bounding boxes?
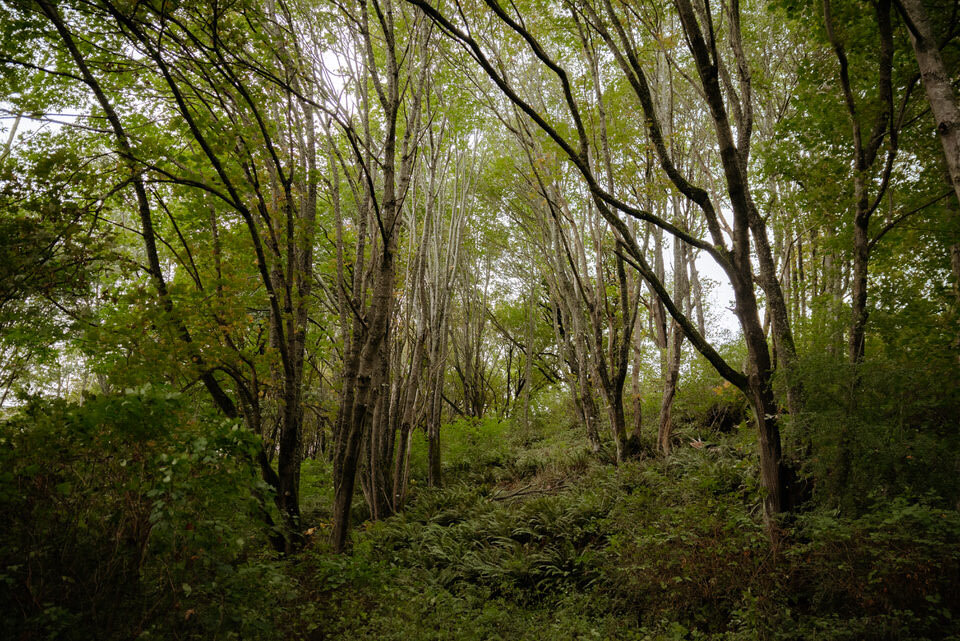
[4,390,959,640]
[283,417,960,641]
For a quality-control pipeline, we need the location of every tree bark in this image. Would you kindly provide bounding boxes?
[896,0,960,317]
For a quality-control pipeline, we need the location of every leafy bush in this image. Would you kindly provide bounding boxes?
[790,348,960,511]
[0,386,292,640]
[597,448,960,639]
[776,497,960,640]
[599,452,771,632]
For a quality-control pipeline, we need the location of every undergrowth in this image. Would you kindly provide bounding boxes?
[293,416,960,640]
[0,386,295,641]
[4,392,958,640]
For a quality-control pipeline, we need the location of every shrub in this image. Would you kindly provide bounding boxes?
[779,497,960,640]
[0,386,292,640]
[790,349,960,512]
[600,455,771,632]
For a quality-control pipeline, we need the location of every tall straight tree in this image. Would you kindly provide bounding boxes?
[326,0,432,550]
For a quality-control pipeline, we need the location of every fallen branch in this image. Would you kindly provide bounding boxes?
[490,480,569,501]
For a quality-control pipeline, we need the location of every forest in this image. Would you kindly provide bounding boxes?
[1,0,959,638]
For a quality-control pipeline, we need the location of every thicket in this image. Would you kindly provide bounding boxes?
[0,387,294,640]
[298,375,960,641]
[4,353,958,640]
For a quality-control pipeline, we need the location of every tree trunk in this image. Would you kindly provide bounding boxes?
[898,0,960,337]
[332,246,397,551]
[657,327,683,456]
[898,0,960,205]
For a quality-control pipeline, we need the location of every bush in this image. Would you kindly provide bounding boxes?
[0,386,292,640]
[778,497,960,640]
[599,453,770,632]
[790,349,960,512]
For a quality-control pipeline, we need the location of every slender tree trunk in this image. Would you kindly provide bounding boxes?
[631,338,643,443]
[657,327,683,455]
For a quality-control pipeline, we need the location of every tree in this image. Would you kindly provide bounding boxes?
[407,0,796,519]
[895,0,960,308]
[12,0,328,550]
[326,0,432,549]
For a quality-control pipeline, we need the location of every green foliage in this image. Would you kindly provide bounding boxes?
[670,347,752,439]
[600,452,769,631]
[0,386,292,640]
[2,0,959,639]
[299,457,336,525]
[435,416,514,477]
[0,122,116,399]
[405,416,589,488]
[294,425,629,640]
[790,345,960,511]
[779,498,960,639]
[290,419,960,640]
